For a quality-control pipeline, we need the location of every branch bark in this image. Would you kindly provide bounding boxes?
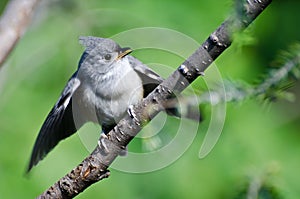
[0,0,40,67]
[37,0,272,198]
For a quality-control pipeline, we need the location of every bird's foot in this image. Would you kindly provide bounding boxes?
[98,133,128,156]
[98,133,109,154]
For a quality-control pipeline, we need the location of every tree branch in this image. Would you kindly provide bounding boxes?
[37,0,272,198]
[0,0,40,67]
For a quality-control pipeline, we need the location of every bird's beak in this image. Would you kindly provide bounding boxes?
[116,47,133,60]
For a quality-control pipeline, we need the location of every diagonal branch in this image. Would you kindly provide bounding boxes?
[37,0,272,198]
[0,0,40,67]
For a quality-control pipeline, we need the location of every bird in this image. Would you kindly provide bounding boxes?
[27,36,182,172]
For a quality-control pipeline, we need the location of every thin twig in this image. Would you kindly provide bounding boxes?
[37,0,272,198]
[0,0,40,67]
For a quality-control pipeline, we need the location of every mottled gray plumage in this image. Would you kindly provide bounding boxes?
[27,36,166,172]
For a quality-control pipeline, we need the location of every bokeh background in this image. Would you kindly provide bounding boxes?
[0,0,300,198]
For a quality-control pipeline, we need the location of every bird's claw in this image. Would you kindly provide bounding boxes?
[98,133,109,154]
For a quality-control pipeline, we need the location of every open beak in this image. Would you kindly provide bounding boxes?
[116,47,133,60]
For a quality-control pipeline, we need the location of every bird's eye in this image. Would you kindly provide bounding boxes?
[104,54,111,60]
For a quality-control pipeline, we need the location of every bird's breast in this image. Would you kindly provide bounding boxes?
[94,69,144,124]
[75,62,144,127]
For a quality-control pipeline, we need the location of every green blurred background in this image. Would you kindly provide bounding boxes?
[0,0,300,198]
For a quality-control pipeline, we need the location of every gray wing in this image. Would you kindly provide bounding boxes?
[127,55,163,97]
[128,55,201,121]
[128,55,180,114]
[27,74,81,172]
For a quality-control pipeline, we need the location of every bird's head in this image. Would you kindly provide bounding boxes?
[78,36,132,74]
